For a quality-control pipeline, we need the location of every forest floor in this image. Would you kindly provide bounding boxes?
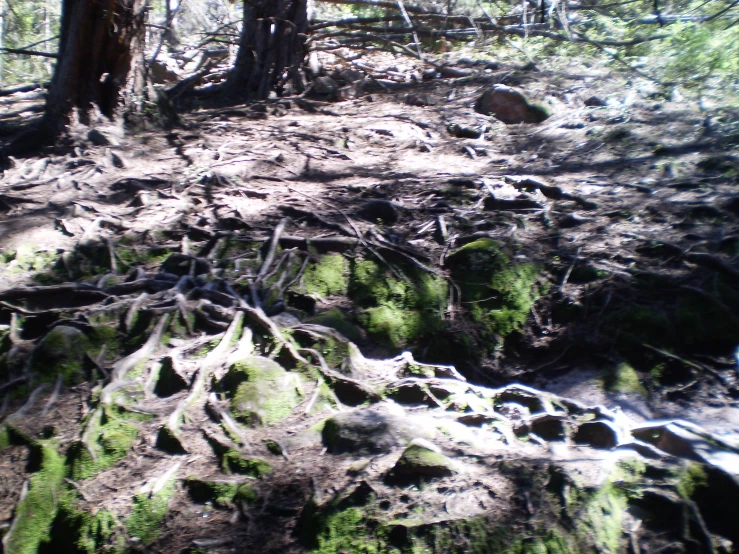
[1,47,739,554]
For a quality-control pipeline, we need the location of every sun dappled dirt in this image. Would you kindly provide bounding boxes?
[1,49,739,553]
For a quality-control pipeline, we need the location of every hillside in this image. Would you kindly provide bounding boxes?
[1,48,739,553]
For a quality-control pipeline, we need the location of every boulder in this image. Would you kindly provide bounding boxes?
[474,84,551,124]
[322,403,435,454]
[389,439,457,480]
[220,356,302,427]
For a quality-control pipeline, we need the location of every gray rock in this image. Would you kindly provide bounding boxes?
[322,403,435,454]
[389,440,457,480]
[474,84,551,124]
[356,199,401,225]
[87,129,110,146]
[221,356,302,427]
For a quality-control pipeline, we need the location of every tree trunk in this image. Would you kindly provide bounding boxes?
[42,0,147,137]
[224,0,309,101]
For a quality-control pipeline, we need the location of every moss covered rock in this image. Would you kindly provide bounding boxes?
[222,451,273,477]
[220,356,302,427]
[3,442,66,554]
[29,325,89,384]
[322,404,436,454]
[389,441,458,480]
[349,258,447,351]
[68,407,139,480]
[446,238,543,352]
[307,308,362,343]
[303,254,350,298]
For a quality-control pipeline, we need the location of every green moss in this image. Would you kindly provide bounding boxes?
[391,445,457,479]
[676,463,708,499]
[126,478,174,544]
[3,442,66,554]
[264,439,283,455]
[68,407,138,480]
[43,493,118,554]
[88,325,122,362]
[446,239,542,346]
[6,245,60,275]
[303,254,350,298]
[29,326,90,384]
[234,483,259,505]
[222,451,273,477]
[304,505,383,554]
[308,308,362,343]
[223,357,302,427]
[576,482,626,553]
[185,477,239,508]
[0,424,9,448]
[350,258,447,350]
[603,362,647,396]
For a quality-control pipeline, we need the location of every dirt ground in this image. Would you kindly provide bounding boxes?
[1,47,739,553]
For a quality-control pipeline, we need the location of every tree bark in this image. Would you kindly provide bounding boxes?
[223,0,309,101]
[42,0,147,137]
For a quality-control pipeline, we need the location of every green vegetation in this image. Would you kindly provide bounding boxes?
[303,254,350,298]
[44,494,119,554]
[350,258,447,351]
[68,407,139,480]
[446,239,543,350]
[29,326,90,384]
[126,479,175,544]
[603,362,647,396]
[221,356,302,426]
[222,451,273,477]
[185,477,239,508]
[3,442,66,554]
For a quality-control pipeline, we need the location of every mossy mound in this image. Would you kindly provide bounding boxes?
[307,308,362,343]
[389,443,457,480]
[303,254,350,298]
[185,477,240,507]
[68,407,139,480]
[222,451,273,477]
[349,258,447,351]
[3,442,66,554]
[220,356,302,427]
[126,478,175,544]
[445,239,543,351]
[602,362,647,396]
[29,325,90,384]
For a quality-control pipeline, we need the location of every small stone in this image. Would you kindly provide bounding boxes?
[447,124,483,139]
[87,129,110,146]
[312,76,339,96]
[356,199,401,225]
[389,442,457,480]
[584,95,606,107]
[474,84,551,124]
